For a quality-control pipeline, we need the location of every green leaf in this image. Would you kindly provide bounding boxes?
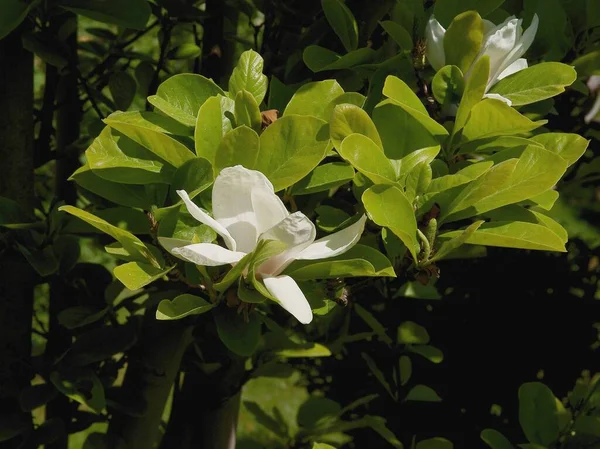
[433,0,504,27]
[214,126,260,174]
[362,185,419,261]
[398,146,440,178]
[416,438,453,449]
[156,294,215,320]
[17,244,59,277]
[19,384,58,413]
[59,205,159,266]
[0,196,34,227]
[57,306,109,330]
[303,46,376,72]
[488,63,576,106]
[148,74,225,126]
[454,55,490,136]
[313,443,336,449]
[102,110,192,136]
[438,221,567,252]
[443,146,567,222]
[527,190,559,211]
[330,103,382,150]
[481,429,515,449]
[109,72,137,111]
[0,0,39,40]
[399,356,412,386]
[322,0,359,52]
[409,345,444,363]
[213,253,254,293]
[324,92,366,118]
[169,157,214,203]
[284,80,344,120]
[523,0,570,61]
[60,0,151,29]
[373,100,441,159]
[256,115,329,191]
[355,304,393,345]
[22,31,68,69]
[168,43,201,60]
[50,369,105,414]
[572,50,600,78]
[405,163,433,201]
[382,76,449,139]
[103,114,195,168]
[194,94,235,164]
[529,133,589,167]
[405,385,441,402]
[284,244,395,280]
[234,90,262,132]
[362,353,396,400]
[518,382,560,446]
[430,220,484,262]
[291,162,355,195]
[461,99,546,143]
[277,343,332,358]
[86,127,174,184]
[338,134,396,184]
[444,11,484,74]
[228,49,268,105]
[63,207,151,236]
[397,321,430,344]
[113,262,173,290]
[214,307,261,357]
[432,65,465,105]
[380,20,413,51]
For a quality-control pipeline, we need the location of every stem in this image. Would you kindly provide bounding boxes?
[416,229,431,264]
[0,24,35,447]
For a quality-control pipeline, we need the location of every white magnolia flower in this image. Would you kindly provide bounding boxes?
[426,13,539,106]
[163,165,367,324]
[584,75,600,124]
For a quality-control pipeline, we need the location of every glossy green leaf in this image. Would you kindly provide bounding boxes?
[104,110,192,136]
[284,244,395,280]
[234,90,262,132]
[0,0,39,40]
[330,103,382,150]
[156,294,215,320]
[355,304,393,345]
[169,157,214,203]
[427,162,492,195]
[324,92,366,118]
[362,353,396,400]
[195,94,235,163]
[405,385,441,402]
[113,262,173,290]
[148,74,224,126]
[291,162,355,195]
[362,185,419,261]
[430,220,484,262]
[438,221,567,252]
[228,49,268,105]
[481,429,515,449]
[382,76,449,139]
[50,369,105,414]
[518,382,560,446]
[461,98,546,142]
[63,207,151,236]
[284,80,344,119]
[529,133,589,167]
[489,63,576,106]
[398,146,440,178]
[527,190,559,211]
[59,205,159,266]
[256,115,329,191]
[454,55,490,136]
[109,72,136,111]
[397,321,430,344]
[433,0,504,27]
[444,11,484,74]
[432,65,465,105]
[380,20,413,51]
[322,0,358,52]
[168,43,201,60]
[409,345,444,363]
[213,252,254,293]
[338,134,396,184]
[86,127,174,184]
[313,443,336,449]
[405,163,433,201]
[214,126,260,174]
[277,343,332,358]
[60,0,151,29]
[103,114,195,168]
[303,46,375,72]
[214,307,261,357]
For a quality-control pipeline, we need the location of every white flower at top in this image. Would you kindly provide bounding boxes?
[425,13,539,106]
[163,165,367,325]
[585,75,600,124]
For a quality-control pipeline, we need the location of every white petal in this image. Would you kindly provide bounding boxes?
[588,75,600,93]
[263,275,313,324]
[497,58,528,80]
[212,165,281,253]
[474,17,520,85]
[177,190,237,251]
[251,185,289,235]
[425,16,446,71]
[158,236,193,258]
[171,243,246,266]
[483,93,513,106]
[585,94,600,124]
[256,212,316,276]
[488,14,538,89]
[297,214,367,260]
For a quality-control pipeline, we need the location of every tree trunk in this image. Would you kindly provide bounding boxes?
[0,25,35,448]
